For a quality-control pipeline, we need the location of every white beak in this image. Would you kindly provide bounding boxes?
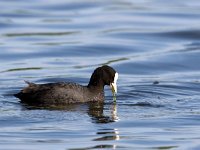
[110,72,118,94]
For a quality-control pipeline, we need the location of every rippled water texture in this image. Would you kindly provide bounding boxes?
[1,0,200,149]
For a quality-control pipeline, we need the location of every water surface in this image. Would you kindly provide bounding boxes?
[1,0,200,149]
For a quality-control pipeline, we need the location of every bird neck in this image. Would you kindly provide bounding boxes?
[87,79,104,92]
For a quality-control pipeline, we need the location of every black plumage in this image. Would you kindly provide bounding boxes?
[14,65,118,105]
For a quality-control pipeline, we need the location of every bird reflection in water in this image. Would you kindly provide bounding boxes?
[87,101,119,123]
[22,101,119,124]
[88,102,120,147]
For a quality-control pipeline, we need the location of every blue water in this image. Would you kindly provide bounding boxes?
[1,0,200,149]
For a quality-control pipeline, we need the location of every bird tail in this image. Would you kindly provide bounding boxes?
[24,80,35,86]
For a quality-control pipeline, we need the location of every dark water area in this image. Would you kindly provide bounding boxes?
[1,0,200,149]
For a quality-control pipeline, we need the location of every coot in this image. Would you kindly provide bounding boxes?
[14,65,118,105]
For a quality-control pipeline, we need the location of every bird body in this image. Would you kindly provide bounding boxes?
[15,82,104,105]
[14,65,118,105]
